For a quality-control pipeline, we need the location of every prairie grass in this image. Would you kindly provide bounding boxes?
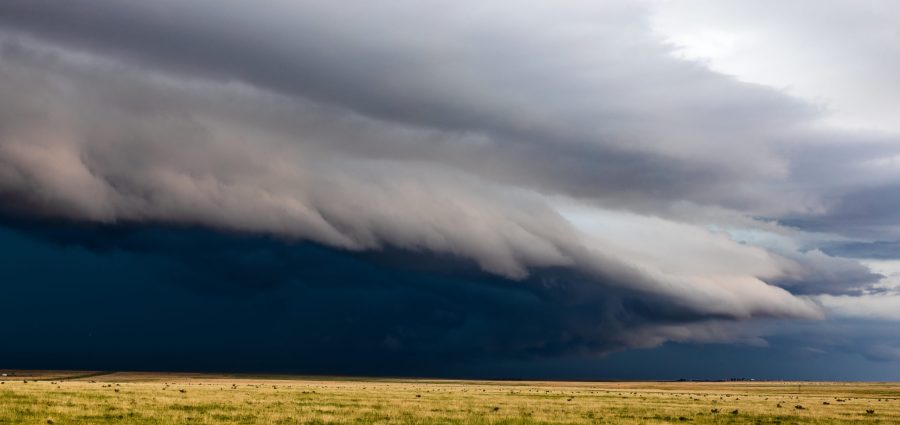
[1,371,898,424]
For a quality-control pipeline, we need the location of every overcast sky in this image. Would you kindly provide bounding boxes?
[2,0,900,379]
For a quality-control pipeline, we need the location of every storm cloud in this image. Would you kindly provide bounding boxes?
[1,0,899,375]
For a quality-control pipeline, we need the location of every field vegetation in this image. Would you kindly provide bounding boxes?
[1,371,898,424]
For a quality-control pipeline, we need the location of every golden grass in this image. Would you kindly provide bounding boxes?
[1,371,898,424]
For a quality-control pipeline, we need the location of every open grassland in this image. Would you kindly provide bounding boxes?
[1,371,899,424]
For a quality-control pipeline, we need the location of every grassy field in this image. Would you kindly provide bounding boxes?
[1,371,898,424]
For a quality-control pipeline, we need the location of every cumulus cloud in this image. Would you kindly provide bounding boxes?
[1,0,898,361]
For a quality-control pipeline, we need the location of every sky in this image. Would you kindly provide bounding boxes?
[1,0,900,380]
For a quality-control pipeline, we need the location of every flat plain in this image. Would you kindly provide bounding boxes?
[1,371,898,424]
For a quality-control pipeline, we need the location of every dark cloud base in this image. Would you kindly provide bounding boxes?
[4,217,900,380]
[0,216,710,377]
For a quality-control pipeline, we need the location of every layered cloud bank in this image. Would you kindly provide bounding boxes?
[1,0,899,368]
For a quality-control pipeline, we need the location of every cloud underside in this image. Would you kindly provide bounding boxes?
[0,0,897,360]
[0,222,774,371]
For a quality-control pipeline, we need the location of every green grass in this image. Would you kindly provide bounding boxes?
[1,371,898,424]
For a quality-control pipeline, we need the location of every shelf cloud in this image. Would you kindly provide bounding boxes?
[1,0,899,376]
